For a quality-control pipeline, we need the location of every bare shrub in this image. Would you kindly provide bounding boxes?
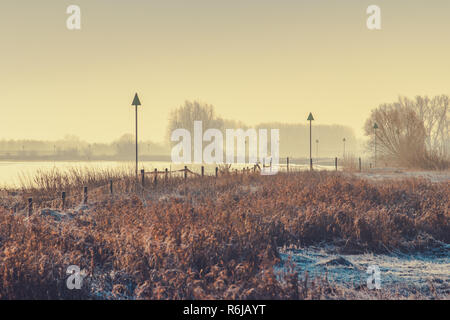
[365,95,449,170]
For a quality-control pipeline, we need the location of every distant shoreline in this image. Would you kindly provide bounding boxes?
[0,155,172,162]
[0,157,338,166]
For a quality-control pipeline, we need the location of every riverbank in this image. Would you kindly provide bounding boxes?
[0,170,448,299]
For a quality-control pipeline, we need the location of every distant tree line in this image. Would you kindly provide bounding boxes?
[0,134,170,161]
[167,100,357,159]
[1,100,361,162]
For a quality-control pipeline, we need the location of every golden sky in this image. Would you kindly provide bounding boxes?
[1,0,450,143]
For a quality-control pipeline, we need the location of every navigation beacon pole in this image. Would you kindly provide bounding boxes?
[132,93,142,188]
[307,113,314,171]
[373,123,378,168]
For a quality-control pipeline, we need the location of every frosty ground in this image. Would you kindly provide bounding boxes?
[0,168,448,299]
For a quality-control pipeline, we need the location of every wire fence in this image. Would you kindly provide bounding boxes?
[0,156,367,217]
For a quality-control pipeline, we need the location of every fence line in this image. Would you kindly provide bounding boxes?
[2,156,367,215]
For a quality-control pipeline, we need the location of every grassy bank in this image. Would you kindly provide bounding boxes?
[0,170,448,299]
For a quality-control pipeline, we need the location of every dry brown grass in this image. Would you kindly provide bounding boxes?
[0,170,448,299]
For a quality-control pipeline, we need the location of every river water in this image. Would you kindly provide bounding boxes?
[0,161,177,188]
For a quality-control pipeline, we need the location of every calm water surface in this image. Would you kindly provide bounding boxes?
[0,161,335,188]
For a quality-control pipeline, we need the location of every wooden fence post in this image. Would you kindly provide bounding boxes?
[335,157,338,171]
[62,192,66,209]
[287,157,289,172]
[215,167,218,178]
[110,180,113,195]
[201,166,204,178]
[141,169,145,188]
[165,168,168,182]
[359,157,362,172]
[154,168,158,186]
[28,198,33,216]
[184,166,188,180]
[83,187,88,204]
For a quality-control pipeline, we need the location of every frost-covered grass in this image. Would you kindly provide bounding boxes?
[277,243,449,299]
[0,170,448,299]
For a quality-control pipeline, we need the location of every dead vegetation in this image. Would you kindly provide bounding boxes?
[0,170,448,299]
[364,95,449,170]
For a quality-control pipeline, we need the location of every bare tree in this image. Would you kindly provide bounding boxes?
[114,134,135,160]
[167,100,226,137]
[398,95,449,159]
[166,101,226,157]
[365,95,449,169]
[364,103,427,167]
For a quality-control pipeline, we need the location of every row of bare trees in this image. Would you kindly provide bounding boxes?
[364,95,449,169]
[167,100,357,158]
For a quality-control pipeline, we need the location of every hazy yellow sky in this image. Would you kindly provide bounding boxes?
[1,0,450,143]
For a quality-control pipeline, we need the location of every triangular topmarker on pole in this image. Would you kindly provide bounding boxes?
[132,93,142,188]
[132,93,141,106]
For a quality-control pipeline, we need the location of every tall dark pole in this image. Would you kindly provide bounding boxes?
[374,130,376,167]
[373,123,378,168]
[307,113,314,171]
[132,93,142,183]
[309,120,312,169]
[343,138,346,158]
[135,104,138,180]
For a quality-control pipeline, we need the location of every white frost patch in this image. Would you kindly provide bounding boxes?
[276,245,450,291]
[350,169,450,183]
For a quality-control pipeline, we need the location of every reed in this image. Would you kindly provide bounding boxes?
[0,170,448,299]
